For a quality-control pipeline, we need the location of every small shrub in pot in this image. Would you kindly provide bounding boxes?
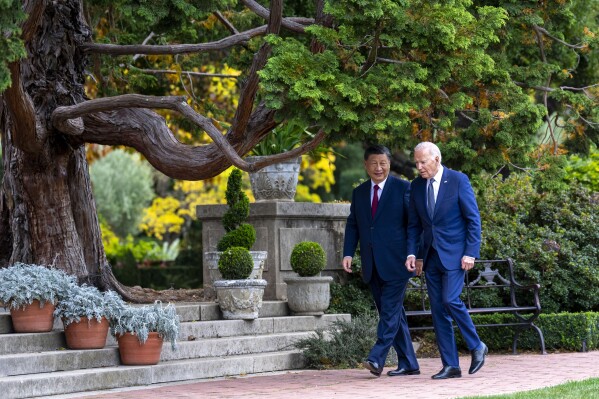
[290,241,326,277]
[110,301,180,350]
[216,223,256,251]
[218,246,254,280]
[54,284,126,349]
[0,262,76,310]
[0,263,76,332]
[218,169,256,251]
[54,284,126,326]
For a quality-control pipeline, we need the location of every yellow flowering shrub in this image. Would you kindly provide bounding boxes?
[139,197,185,241]
[139,167,254,239]
[296,151,336,201]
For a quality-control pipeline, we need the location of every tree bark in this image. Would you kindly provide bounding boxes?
[0,0,323,303]
[0,0,203,302]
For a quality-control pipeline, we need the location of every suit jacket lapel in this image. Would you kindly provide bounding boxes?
[362,180,374,222]
[433,168,450,220]
[373,176,392,222]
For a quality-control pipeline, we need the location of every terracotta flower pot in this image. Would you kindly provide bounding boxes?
[10,300,55,333]
[63,316,109,349]
[117,332,164,365]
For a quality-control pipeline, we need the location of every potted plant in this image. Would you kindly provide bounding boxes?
[54,284,126,349]
[284,241,333,315]
[213,246,267,320]
[0,263,76,332]
[205,168,266,284]
[110,301,180,365]
[245,121,306,202]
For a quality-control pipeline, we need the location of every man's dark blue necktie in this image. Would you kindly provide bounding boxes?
[427,178,435,219]
[371,185,379,218]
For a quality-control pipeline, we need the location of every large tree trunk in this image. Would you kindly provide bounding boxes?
[0,1,304,302]
[0,1,198,302]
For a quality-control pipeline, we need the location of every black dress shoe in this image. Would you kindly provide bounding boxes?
[387,368,421,377]
[469,342,488,374]
[431,366,462,379]
[363,360,383,377]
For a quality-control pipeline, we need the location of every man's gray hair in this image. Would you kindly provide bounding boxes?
[415,142,442,163]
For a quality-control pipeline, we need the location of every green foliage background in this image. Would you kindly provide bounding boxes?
[89,149,155,238]
[0,0,26,92]
[473,172,599,313]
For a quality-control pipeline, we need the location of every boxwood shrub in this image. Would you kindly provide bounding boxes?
[473,172,599,314]
[456,312,599,352]
[216,223,256,251]
[218,246,254,280]
[290,241,326,277]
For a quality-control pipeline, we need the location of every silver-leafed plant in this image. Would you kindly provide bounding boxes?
[54,284,126,326]
[110,301,180,349]
[0,263,76,310]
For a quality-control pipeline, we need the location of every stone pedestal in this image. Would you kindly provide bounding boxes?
[198,202,350,300]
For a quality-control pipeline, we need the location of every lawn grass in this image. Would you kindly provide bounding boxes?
[459,378,599,399]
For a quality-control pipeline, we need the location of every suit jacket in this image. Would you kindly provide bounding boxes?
[343,175,414,283]
[407,167,481,270]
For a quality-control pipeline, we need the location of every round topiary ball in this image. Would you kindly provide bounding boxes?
[289,241,326,277]
[216,223,257,251]
[218,247,254,280]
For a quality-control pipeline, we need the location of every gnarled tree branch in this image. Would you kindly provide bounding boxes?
[214,10,240,34]
[241,0,311,33]
[22,0,48,42]
[4,63,46,154]
[533,26,558,155]
[230,0,283,138]
[81,26,266,55]
[533,25,587,50]
[81,15,312,56]
[51,94,325,178]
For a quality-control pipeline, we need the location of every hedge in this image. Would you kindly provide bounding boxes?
[457,312,599,352]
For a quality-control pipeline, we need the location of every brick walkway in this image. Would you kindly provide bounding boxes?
[68,352,598,399]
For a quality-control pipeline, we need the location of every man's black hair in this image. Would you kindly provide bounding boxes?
[364,145,392,161]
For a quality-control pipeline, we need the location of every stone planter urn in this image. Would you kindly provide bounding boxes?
[214,279,267,320]
[284,275,334,315]
[245,156,301,202]
[205,251,267,283]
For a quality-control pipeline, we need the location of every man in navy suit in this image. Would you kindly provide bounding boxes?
[343,145,419,378]
[405,141,487,380]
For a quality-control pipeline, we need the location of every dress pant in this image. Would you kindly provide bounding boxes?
[367,263,419,370]
[425,247,482,367]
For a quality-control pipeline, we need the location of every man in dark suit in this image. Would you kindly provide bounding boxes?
[405,141,487,380]
[343,145,420,378]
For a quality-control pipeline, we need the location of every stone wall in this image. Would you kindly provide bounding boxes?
[198,202,350,300]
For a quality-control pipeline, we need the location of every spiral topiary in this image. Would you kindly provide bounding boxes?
[289,241,326,277]
[222,169,250,232]
[218,247,254,280]
[216,223,257,251]
[218,169,256,251]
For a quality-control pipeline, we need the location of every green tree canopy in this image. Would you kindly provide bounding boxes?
[0,0,597,301]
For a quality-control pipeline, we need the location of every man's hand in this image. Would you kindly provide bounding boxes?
[342,256,353,273]
[405,255,416,273]
[415,259,423,276]
[461,255,475,271]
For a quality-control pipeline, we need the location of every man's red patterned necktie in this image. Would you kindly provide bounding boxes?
[371,184,379,218]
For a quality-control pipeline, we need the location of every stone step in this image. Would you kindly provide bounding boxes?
[0,314,348,355]
[0,350,304,399]
[0,301,289,334]
[0,331,313,377]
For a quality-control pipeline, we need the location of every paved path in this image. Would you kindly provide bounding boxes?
[62,352,598,399]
